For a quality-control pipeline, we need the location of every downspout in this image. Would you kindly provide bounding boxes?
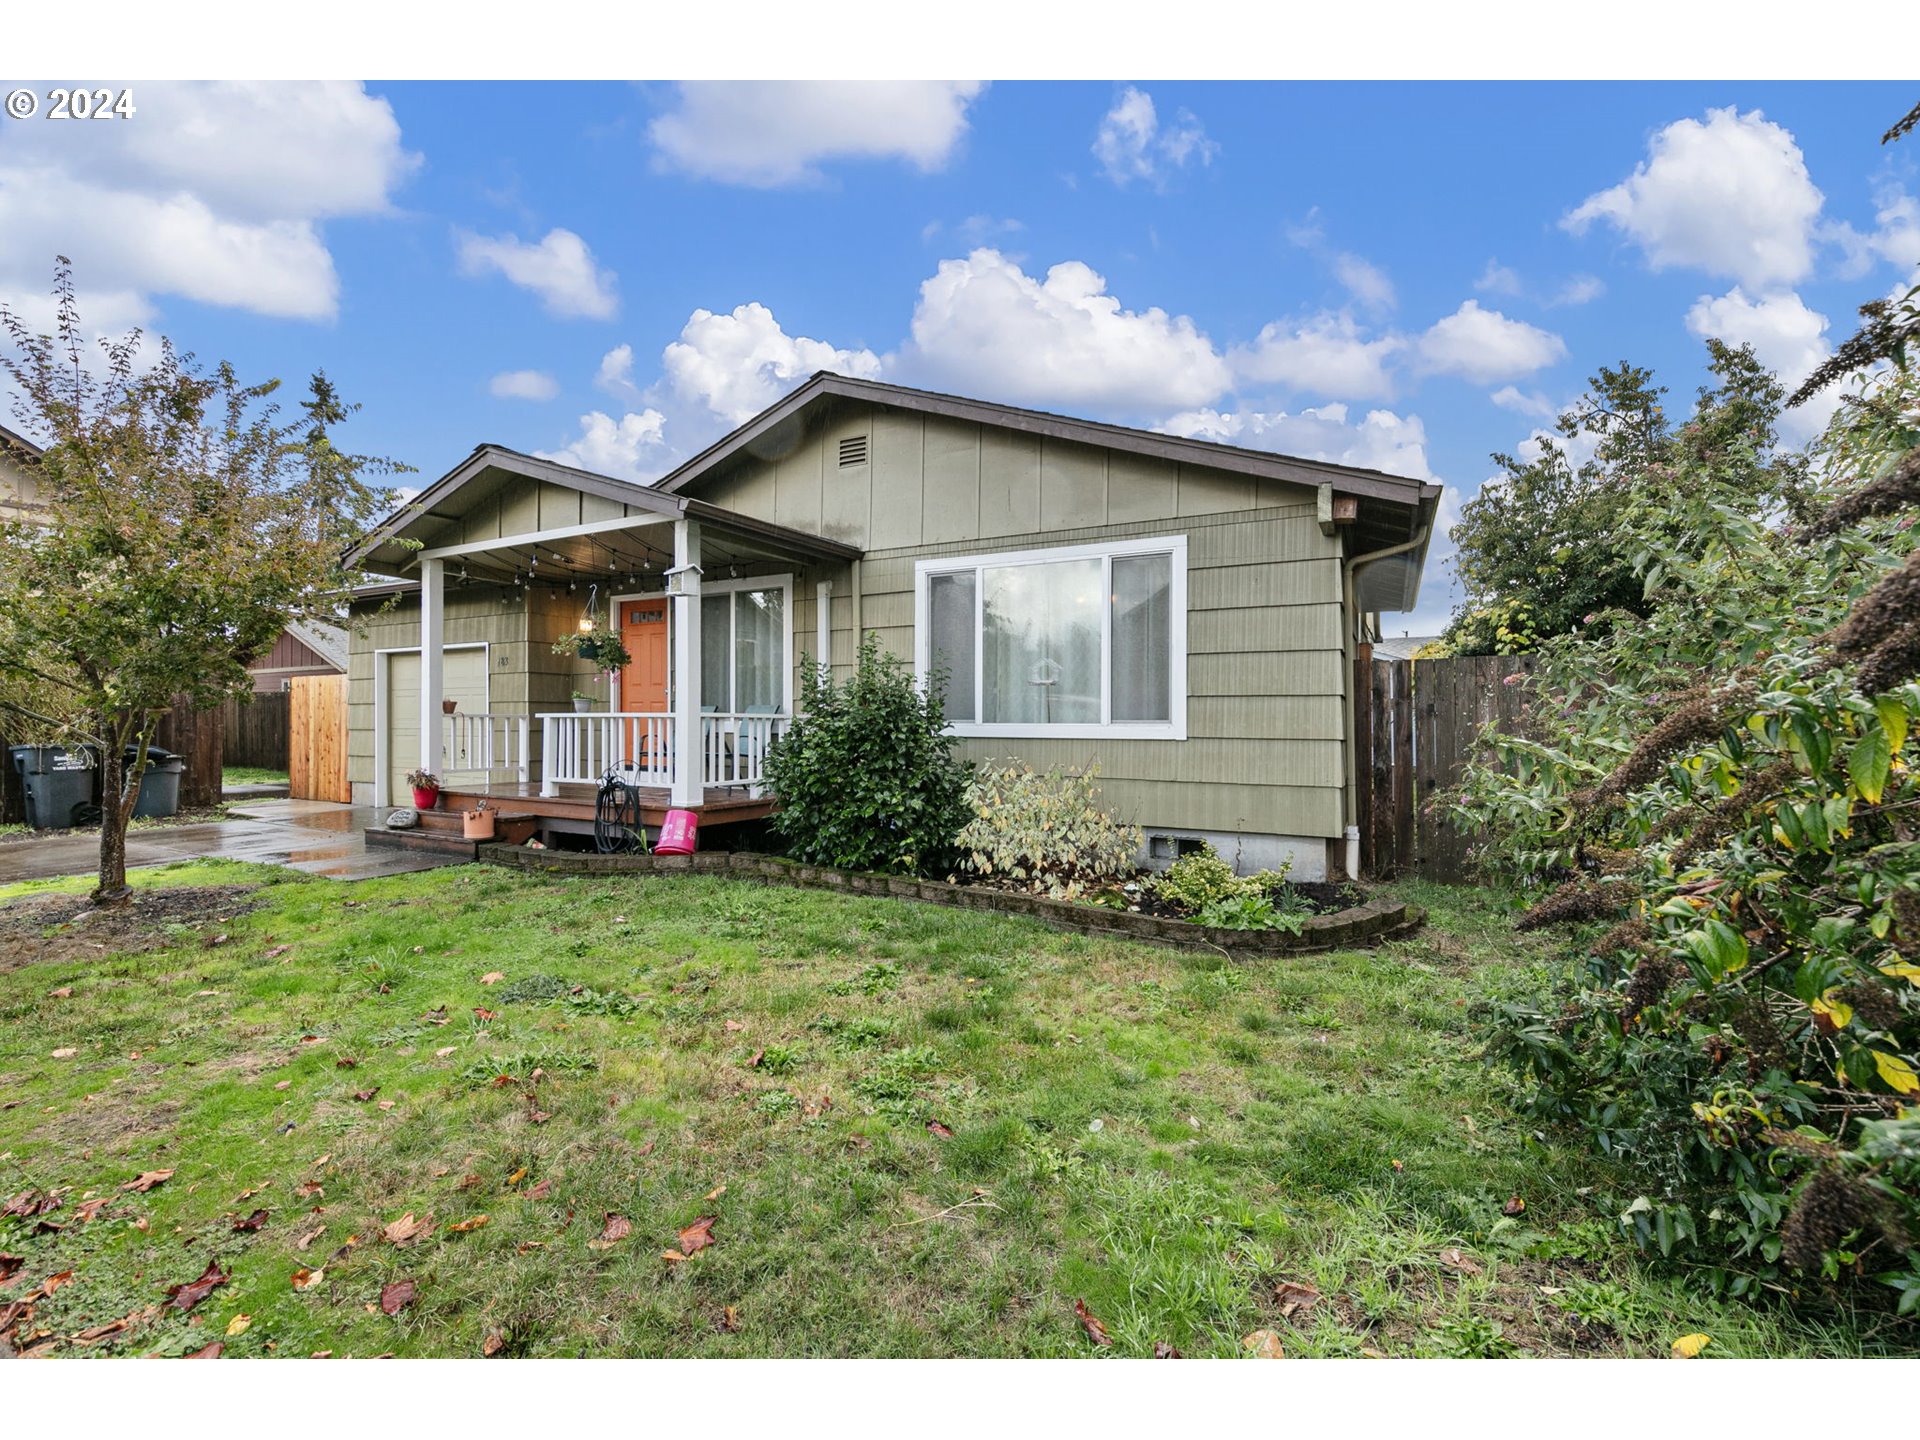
[1340,521,1432,880]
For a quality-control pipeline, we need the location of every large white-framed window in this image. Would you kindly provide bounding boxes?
[914,535,1187,741]
[698,573,794,714]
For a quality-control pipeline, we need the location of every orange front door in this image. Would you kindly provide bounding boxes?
[620,599,670,712]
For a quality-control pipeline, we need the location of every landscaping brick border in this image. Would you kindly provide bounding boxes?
[475,844,1425,955]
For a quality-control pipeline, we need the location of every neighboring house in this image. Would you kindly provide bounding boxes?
[1372,634,1445,661]
[0,421,48,522]
[344,373,1438,879]
[247,619,347,693]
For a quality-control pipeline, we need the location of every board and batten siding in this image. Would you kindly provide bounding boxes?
[697,402,1351,844]
[346,587,527,793]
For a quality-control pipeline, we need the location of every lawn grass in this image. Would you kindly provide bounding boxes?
[0,863,1909,1358]
[221,766,289,788]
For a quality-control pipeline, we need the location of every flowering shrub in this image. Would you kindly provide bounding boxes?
[956,762,1139,898]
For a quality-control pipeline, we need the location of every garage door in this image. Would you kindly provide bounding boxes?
[385,647,490,799]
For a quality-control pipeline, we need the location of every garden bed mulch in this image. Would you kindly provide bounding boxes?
[478,846,1423,954]
[0,884,264,972]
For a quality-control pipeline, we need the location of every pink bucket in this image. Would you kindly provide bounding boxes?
[655,808,699,856]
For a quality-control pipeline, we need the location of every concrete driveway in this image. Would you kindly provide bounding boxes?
[0,799,460,886]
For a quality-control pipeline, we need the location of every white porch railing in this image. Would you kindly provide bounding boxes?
[442,711,531,787]
[536,711,788,797]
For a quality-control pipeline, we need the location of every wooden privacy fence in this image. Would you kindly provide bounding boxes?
[221,691,290,771]
[289,674,349,803]
[1357,650,1536,882]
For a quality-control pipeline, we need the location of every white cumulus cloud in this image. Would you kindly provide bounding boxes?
[663,302,882,423]
[488,370,558,402]
[456,228,618,320]
[1230,313,1404,402]
[537,410,668,482]
[1684,286,1840,439]
[0,80,415,323]
[1158,402,1435,481]
[1093,87,1217,189]
[905,248,1231,412]
[1563,107,1825,290]
[648,82,985,187]
[1415,301,1566,384]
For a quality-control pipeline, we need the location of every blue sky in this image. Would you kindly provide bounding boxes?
[2,79,1916,632]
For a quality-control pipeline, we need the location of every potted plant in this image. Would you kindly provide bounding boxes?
[570,689,595,714]
[552,625,631,673]
[441,697,458,715]
[462,796,495,841]
[406,768,441,810]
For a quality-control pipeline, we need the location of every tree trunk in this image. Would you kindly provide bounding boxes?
[92,715,147,906]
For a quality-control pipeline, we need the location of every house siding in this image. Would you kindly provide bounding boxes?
[696,402,1352,859]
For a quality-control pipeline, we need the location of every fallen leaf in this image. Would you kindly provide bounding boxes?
[1502,1195,1526,1216]
[704,1184,727,1202]
[435,1047,457,1059]
[1438,1247,1481,1275]
[310,1350,333,1358]
[724,1020,747,1032]
[3,1189,60,1218]
[1273,1279,1322,1319]
[482,1332,506,1356]
[381,1212,434,1246]
[273,1081,291,1091]
[72,1317,132,1343]
[0,1253,21,1283]
[447,1215,490,1233]
[660,1249,686,1263]
[1671,1333,1712,1359]
[290,1267,324,1291]
[457,1173,484,1191]
[225,1314,252,1337]
[380,1279,416,1316]
[527,1179,553,1200]
[353,1087,380,1103]
[747,1048,764,1068]
[184,1341,224,1359]
[121,1169,175,1194]
[1153,1341,1183,1358]
[335,1057,358,1070]
[474,1007,498,1022]
[164,1259,229,1312]
[51,1047,78,1059]
[49,986,73,998]
[38,1268,77,1297]
[636,1142,654,1158]
[678,1215,717,1256]
[264,946,290,959]
[718,1305,741,1333]
[480,972,505,985]
[529,1110,551,1124]
[1390,1159,1405,1172]
[378,1099,396,1111]
[295,1224,326,1252]
[232,1208,269,1233]
[1242,1329,1286,1358]
[505,1168,528,1188]
[927,1120,954,1140]
[588,1213,632,1250]
[1073,1298,1113,1348]
[295,1181,324,1198]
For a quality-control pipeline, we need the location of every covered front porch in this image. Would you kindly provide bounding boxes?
[349,445,862,825]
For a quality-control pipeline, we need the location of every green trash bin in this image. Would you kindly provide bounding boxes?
[10,745,98,829]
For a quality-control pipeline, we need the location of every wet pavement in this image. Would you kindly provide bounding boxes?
[0,800,462,886]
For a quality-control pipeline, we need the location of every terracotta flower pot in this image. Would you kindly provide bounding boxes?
[463,809,496,841]
[441,698,458,715]
[411,785,440,810]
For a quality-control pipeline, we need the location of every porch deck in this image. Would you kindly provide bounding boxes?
[435,779,777,830]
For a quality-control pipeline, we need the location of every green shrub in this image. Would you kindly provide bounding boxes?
[764,633,972,875]
[956,762,1141,897]
[1149,844,1296,919]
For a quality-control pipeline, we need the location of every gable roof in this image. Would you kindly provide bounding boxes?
[653,371,1440,508]
[0,422,44,459]
[285,619,349,671]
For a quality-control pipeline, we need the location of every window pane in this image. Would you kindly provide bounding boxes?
[1112,553,1172,723]
[700,593,729,710]
[927,571,976,722]
[734,588,784,711]
[982,558,1102,724]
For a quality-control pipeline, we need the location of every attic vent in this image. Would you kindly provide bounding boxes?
[837,434,869,468]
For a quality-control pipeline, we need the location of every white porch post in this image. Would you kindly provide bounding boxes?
[669,517,704,809]
[815,579,832,674]
[419,557,445,784]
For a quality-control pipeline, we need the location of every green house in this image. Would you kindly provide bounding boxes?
[345,373,1438,878]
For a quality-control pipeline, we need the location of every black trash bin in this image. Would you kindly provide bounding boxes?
[119,746,183,820]
[10,745,98,829]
